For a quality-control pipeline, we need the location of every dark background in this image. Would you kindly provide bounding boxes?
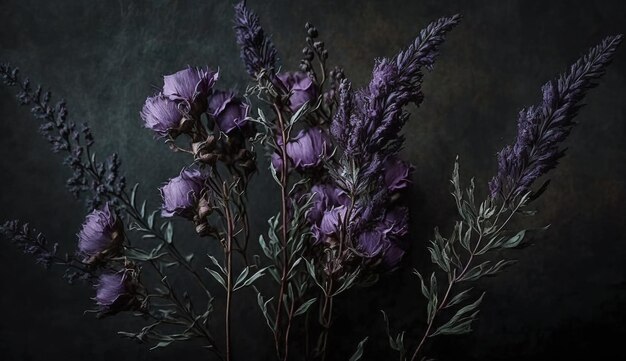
[1,0,625,360]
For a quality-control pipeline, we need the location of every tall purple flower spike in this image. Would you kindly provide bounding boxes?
[140,94,182,137]
[77,203,122,262]
[489,35,623,201]
[233,1,285,92]
[160,168,207,218]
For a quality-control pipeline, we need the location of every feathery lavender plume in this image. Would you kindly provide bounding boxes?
[329,16,461,237]
[0,64,126,210]
[0,220,58,269]
[233,1,284,92]
[334,14,462,161]
[489,35,623,201]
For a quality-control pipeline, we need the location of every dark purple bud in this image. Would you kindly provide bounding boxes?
[163,67,218,105]
[140,95,182,137]
[207,90,250,133]
[160,168,207,218]
[277,72,318,112]
[77,203,122,263]
[384,158,414,192]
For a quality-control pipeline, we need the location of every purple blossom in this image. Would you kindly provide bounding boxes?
[233,2,283,91]
[160,168,207,218]
[77,203,122,262]
[272,127,331,172]
[489,35,623,201]
[208,90,249,133]
[384,158,413,192]
[140,95,181,137]
[382,243,405,269]
[308,183,350,225]
[94,273,132,314]
[163,67,217,108]
[312,206,348,244]
[356,230,385,257]
[277,72,318,112]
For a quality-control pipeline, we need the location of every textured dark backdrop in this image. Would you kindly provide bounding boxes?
[1,1,625,360]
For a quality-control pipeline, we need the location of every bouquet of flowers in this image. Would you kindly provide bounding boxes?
[0,1,622,360]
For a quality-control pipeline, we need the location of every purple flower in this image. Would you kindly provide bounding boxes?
[312,206,348,243]
[489,35,623,201]
[77,203,122,263]
[233,2,279,81]
[95,273,126,307]
[208,90,249,133]
[382,243,405,269]
[377,207,409,239]
[308,183,350,224]
[384,158,413,192]
[357,230,385,257]
[278,72,318,112]
[140,95,181,137]
[272,128,331,172]
[160,168,207,218]
[163,67,218,107]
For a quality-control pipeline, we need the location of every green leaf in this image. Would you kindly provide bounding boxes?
[501,230,526,248]
[432,293,484,336]
[348,337,368,361]
[294,297,316,317]
[206,267,226,289]
[164,222,174,244]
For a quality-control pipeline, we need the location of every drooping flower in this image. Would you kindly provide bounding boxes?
[160,168,207,218]
[384,158,413,192]
[140,95,182,137]
[489,35,623,201]
[207,90,249,133]
[163,67,218,108]
[272,127,331,172]
[277,72,318,112]
[77,203,122,263]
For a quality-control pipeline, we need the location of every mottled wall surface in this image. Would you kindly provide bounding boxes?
[0,1,625,360]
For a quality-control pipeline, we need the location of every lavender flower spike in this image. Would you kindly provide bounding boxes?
[77,202,123,263]
[489,35,623,201]
[234,1,278,77]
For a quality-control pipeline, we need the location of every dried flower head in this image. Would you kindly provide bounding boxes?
[160,168,207,218]
[77,203,122,263]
